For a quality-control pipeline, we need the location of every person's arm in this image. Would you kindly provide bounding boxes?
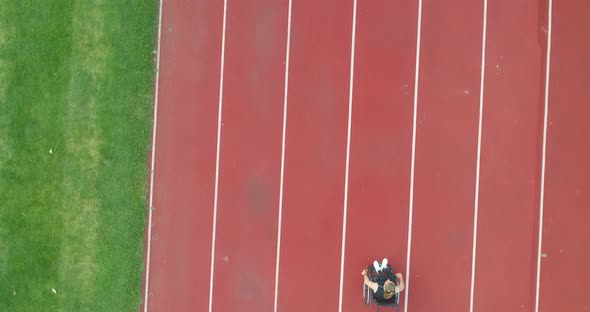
[361,269,378,292]
[383,267,396,281]
[394,273,405,293]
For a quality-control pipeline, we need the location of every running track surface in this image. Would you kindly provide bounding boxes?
[141,0,590,311]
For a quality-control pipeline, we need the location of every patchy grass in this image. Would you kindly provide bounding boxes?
[0,0,157,310]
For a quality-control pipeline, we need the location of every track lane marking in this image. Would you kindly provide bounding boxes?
[535,0,553,310]
[338,0,358,311]
[404,0,423,310]
[143,0,165,310]
[469,0,488,310]
[208,0,229,310]
[273,0,293,310]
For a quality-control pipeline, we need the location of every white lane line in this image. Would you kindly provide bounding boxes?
[338,0,358,311]
[469,0,488,310]
[404,0,423,311]
[535,0,553,311]
[273,0,293,310]
[208,0,228,310]
[143,0,164,310]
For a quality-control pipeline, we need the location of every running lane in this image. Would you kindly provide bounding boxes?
[472,1,545,310]
[276,0,353,311]
[211,0,288,311]
[407,0,483,311]
[538,1,590,310]
[341,0,417,311]
[144,0,223,311]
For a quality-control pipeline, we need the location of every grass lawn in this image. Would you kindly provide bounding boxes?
[0,0,157,310]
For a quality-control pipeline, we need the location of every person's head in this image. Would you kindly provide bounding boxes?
[383,280,395,299]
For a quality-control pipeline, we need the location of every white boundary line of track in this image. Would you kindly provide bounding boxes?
[469,0,488,310]
[338,0,358,311]
[403,0,423,310]
[535,0,553,310]
[208,0,229,311]
[273,0,293,310]
[143,0,165,310]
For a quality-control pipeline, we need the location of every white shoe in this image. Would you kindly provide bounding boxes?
[381,258,388,270]
[373,261,381,272]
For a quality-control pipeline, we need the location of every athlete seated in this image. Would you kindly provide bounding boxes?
[361,258,405,301]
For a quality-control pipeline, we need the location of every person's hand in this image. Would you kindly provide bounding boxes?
[361,269,367,276]
[395,273,403,278]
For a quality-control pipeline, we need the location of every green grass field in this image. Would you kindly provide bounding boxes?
[0,1,157,310]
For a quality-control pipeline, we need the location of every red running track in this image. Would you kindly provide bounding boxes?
[539,0,590,311]
[472,0,546,310]
[142,0,590,311]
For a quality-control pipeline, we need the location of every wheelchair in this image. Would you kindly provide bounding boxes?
[363,264,400,311]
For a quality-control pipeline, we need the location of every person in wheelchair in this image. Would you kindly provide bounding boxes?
[361,258,405,302]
